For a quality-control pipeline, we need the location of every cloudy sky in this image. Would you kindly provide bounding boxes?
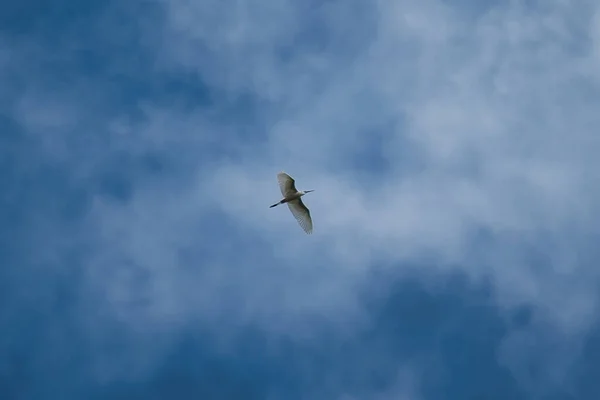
[2,0,600,399]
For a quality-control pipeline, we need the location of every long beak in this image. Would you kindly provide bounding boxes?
[305,190,315,193]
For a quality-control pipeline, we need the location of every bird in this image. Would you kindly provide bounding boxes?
[269,171,314,234]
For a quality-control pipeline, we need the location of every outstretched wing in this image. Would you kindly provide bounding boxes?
[287,198,313,234]
[277,171,297,197]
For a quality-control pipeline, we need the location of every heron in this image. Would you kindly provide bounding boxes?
[269,171,314,234]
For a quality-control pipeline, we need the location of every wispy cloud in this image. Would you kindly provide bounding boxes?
[2,0,600,398]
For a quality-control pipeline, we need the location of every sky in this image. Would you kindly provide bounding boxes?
[1,0,600,399]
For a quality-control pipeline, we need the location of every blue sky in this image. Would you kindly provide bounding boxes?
[2,0,600,399]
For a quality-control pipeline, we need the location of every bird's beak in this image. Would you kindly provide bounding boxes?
[306,190,315,193]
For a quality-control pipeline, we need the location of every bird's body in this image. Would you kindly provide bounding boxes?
[269,190,308,207]
[270,172,314,234]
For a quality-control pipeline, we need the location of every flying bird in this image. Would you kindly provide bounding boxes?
[270,171,314,234]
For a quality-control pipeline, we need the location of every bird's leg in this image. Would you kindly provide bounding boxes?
[270,197,290,207]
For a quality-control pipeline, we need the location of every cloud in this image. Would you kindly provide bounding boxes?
[2,0,600,398]
[151,0,600,312]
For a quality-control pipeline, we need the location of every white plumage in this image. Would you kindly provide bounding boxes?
[270,171,314,234]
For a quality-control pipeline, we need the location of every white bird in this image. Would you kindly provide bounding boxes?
[269,171,314,234]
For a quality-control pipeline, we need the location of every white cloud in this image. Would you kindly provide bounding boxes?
[5,0,600,396]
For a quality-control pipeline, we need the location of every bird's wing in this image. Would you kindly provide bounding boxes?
[277,171,297,197]
[287,199,313,234]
